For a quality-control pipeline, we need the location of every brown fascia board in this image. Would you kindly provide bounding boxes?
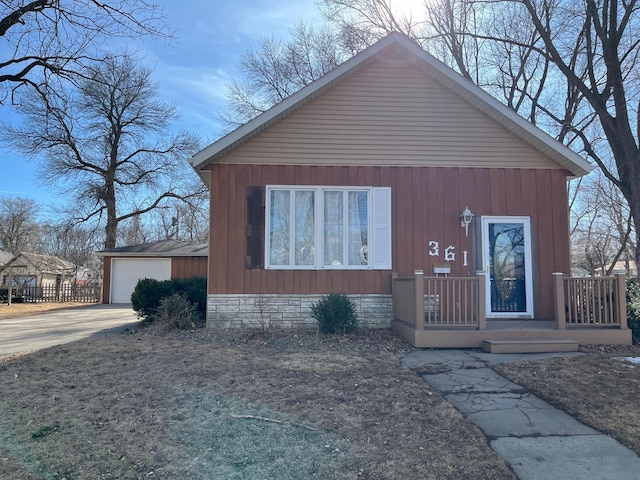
[191,32,594,179]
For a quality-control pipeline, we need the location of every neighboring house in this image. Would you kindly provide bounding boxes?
[602,259,638,277]
[75,256,104,287]
[97,240,207,303]
[0,252,76,288]
[190,32,630,347]
[0,250,13,269]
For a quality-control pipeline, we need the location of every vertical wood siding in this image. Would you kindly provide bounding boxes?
[102,256,112,304]
[207,164,570,320]
[171,257,207,279]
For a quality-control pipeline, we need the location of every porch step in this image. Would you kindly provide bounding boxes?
[482,339,579,354]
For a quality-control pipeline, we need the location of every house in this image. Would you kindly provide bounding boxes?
[0,250,12,269]
[0,252,76,289]
[190,32,630,348]
[97,240,207,303]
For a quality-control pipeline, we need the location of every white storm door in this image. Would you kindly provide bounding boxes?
[482,217,534,318]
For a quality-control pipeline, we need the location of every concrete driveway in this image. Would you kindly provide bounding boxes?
[0,304,140,357]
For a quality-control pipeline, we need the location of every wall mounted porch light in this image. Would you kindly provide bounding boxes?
[460,206,474,237]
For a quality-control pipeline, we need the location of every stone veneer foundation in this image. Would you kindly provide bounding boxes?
[206,294,393,329]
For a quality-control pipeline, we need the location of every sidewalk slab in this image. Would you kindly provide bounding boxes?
[446,392,597,437]
[400,350,484,370]
[491,435,640,480]
[423,367,524,394]
[470,350,584,365]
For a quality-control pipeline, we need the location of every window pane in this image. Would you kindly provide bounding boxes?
[269,190,290,265]
[348,191,368,265]
[323,191,344,266]
[295,191,315,265]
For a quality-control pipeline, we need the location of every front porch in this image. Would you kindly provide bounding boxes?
[391,271,632,349]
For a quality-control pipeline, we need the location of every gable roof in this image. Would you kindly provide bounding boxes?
[2,252,76,275]
[96,240,208,257]
[192,32,593,178]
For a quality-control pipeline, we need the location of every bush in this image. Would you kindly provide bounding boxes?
[170,276,207,319]
[131,276,206,322]
[310,293,358,334]
[156,293,203,331]
[131,278,172,320]
[627,277,640,344]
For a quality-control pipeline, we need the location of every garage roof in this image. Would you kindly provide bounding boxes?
[96,240,207,257]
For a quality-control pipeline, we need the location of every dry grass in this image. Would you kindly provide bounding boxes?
[4,304,635,479]
[0,302,95,321]
[494,345,640,455]
[0,329,515,480]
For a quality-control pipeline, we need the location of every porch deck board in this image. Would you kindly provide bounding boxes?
[394,320,632,349]
[482,338,579,354]
[485,320,556,330]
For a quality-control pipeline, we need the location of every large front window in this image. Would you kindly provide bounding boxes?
[266,186,389,270]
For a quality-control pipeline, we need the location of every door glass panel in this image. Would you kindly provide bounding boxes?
[489,223,527,313]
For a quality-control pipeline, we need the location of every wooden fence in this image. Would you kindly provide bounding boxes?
[1,285,101,304]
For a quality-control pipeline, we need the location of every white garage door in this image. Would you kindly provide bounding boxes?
[111,258,172,303]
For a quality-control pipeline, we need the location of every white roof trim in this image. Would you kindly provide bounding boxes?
[192,32,593,178]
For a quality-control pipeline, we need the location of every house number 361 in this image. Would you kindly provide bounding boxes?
[428,241,469,266]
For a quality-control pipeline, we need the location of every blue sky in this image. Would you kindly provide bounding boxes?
[0,0,321,211]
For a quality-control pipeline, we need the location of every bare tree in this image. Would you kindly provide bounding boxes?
[318,0,640,276]
[320,0,426,53]
[148,186,209,243]
[0,0,170,104]
[571,168,636,275]
[2,55,203,249]
[0,196,39,254]
[36,222,101,266]
[220,22,345,130]
[512,0,640,275]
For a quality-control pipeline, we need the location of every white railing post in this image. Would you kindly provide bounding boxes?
[476,271,486,330]
[414,270,425,330]
[553,272,566,330]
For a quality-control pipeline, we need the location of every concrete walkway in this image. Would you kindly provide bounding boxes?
[0,304,139,357]
[401,349,640,480]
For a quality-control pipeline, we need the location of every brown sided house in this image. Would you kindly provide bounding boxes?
[191,32,631,348]
[97,240,207,304]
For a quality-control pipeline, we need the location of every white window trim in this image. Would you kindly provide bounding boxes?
[265,185,391,270]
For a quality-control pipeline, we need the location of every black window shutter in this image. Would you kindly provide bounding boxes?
[245,186,265,268]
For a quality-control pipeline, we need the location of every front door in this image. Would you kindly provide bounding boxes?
[482,217,534,318]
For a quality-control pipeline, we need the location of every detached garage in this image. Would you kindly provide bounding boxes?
[97,240,207,304]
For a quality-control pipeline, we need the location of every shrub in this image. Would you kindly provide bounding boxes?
[156,293,203,331]
[131,276,207,323]
[170,276,207,319]
[310,293,358,334]
[131,278,172,319]
[627,277,640,344]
